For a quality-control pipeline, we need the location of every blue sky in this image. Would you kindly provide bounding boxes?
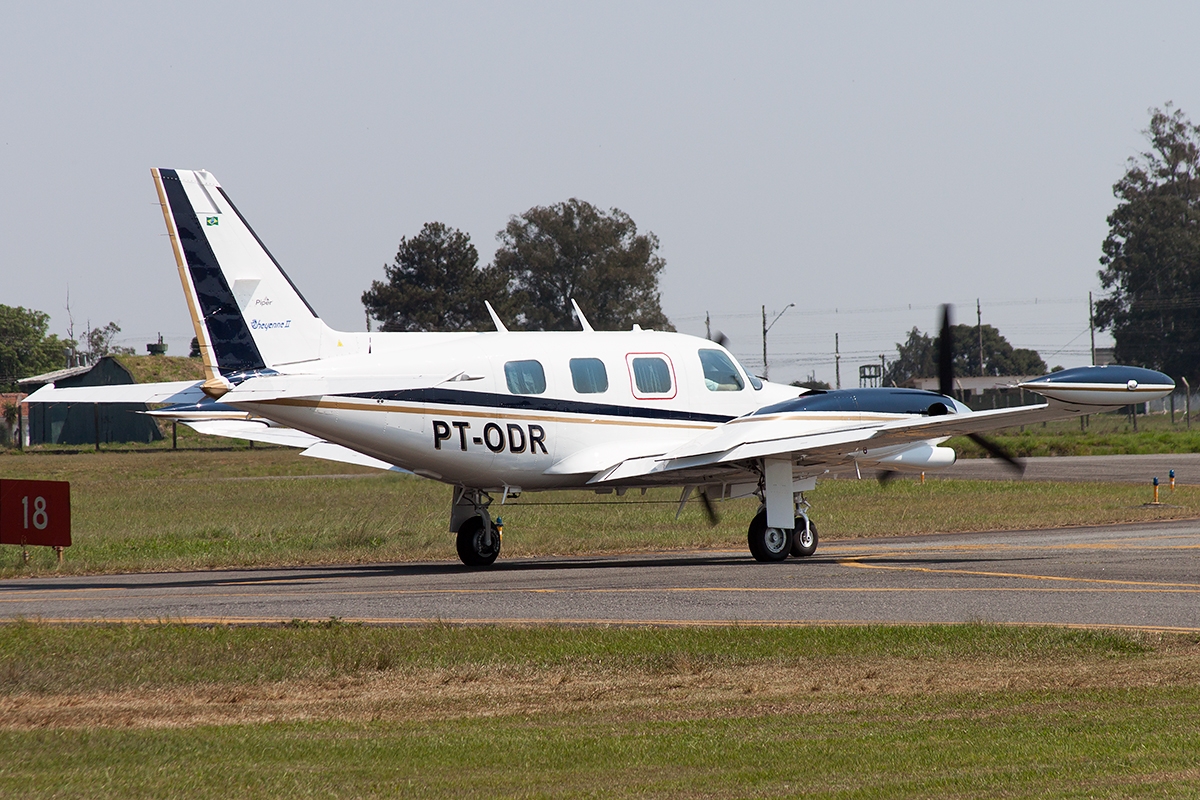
[3,2,1198,384]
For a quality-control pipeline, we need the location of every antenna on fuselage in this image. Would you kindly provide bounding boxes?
[570,299,595,332]
[484,301,509,333]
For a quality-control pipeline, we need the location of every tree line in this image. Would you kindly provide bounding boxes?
[362,199,673,333]
[884,324,1048,386]
[6,104,1197,391]
[0,307,133,391]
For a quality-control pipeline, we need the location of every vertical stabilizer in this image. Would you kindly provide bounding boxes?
[153,168,328,374]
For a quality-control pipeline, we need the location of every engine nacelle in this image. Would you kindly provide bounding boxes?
[872,443,957,471]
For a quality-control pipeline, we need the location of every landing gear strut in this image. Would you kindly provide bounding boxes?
[747,459,820,562]
[451,488,502,567]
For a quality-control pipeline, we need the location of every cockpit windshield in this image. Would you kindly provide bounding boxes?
[698,349,745,391]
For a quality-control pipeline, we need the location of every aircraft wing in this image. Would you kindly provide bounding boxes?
[597,366,1175,485]
[659,401,1073,466]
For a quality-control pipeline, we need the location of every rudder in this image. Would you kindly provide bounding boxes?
[153,168,328,375]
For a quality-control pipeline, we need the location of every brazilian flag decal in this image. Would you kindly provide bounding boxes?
[206,216,219,226]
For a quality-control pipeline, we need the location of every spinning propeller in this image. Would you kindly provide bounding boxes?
[879,304,1024,484]
[937,305,1024,476]
[699,489,719,526]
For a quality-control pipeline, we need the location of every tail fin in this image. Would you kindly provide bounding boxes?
[153,168,331,377]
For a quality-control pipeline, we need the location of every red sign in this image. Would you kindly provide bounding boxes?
[0,480,71,548]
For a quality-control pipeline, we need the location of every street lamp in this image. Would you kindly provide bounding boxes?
[761,303,794,381]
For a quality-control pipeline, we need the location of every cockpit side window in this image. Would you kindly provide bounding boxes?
[504,360,546,395]
[698,349,745,391]
[570,358,608,393]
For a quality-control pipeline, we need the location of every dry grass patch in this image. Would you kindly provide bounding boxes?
[2,622,1198,730]
[3,624,1200,798]
[6,650,1200,731]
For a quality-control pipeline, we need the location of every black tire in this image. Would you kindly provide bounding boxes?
[790,517,818,557]
[747,509,791,562]
[456,515,500,567]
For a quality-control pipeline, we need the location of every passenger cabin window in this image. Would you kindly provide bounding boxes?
[504,360,546,394]
[631,356,673,395]
[570,358,608,393]
[698,349,744,391]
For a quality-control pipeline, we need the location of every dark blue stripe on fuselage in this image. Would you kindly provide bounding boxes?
[344,388,736,424]
[159,169,267,374]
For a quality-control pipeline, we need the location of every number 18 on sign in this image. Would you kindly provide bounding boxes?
[0,480,71,552]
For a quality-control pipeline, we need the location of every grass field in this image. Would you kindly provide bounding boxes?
[2,622,1198,798]
[950,407,1200,457]
[3,444,1199,796]
[0,448,1196,576]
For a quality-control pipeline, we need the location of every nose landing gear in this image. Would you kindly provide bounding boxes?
[456,514,501,567]
[451,487,502,567]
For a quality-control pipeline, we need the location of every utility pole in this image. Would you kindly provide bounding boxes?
[1184,376,1191,430]
[762,306,767,379]
[705,311,711,341]
[835,333,841,390]
[761,303,794,381]
[1089,292,1096,365]
[977,298,984,377]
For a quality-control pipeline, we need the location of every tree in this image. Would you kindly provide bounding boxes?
[0,305,73,390]
[362,222,501,332]
[492,199,673,331]
[1095,104,1200,383]
[884,327,937,386]
[83,321,136,358]
[884,323,1046,386]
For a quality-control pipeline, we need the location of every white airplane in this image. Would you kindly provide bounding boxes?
[27,168,1176,566]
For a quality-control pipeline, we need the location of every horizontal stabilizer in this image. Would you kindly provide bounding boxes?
[24,380,205,406]
[182,419,324,448]
[184,420,405,472]
[299,442,408,472]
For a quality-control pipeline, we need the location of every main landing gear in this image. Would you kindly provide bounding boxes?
[451,488,502,567]
[746,499,819,563]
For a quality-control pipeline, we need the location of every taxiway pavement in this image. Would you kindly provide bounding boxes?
[3,520,1198,632]
[937,453,1200,483]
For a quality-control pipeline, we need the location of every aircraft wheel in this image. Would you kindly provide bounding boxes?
[790,518,818,558]
[456,515,500,567]
[747,509,791,562]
